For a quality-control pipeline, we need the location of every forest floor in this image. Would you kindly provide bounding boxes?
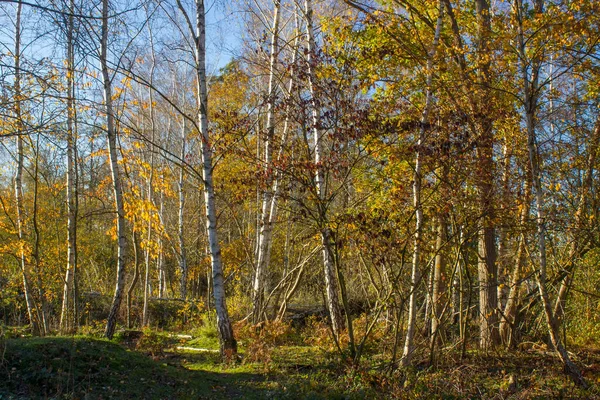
[1,328,600,399]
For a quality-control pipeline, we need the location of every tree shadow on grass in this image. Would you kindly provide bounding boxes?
[0,336,291,399]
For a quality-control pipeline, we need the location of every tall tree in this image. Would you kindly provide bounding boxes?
[401,0,444,366]
[102,0,128,339]
[12,0,45,337]
[303,0,344,337]
[174,0,237,358]
[514,0,586,386]
[59,0,79,334]
[474,0,500,350]
[252,0,282,324]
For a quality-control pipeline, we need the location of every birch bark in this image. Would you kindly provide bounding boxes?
[515,0,586,385]
[14,0,41,336]
[303,0,343,336]
[252,0,281,324]
[60,0,78,334]
[103,0,128,339]
[190,0,237,357]
[401,0,443,366]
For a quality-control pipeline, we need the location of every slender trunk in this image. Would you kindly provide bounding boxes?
[528,113,585,386]
[158,174,166,298]
[190,0,236,358]
[127,228,141,329]
[497,143,511,310]
[178,118,188,300]
[31,134,49,334]
[142,176,153,326]
[401,0,443,366]
[13,0,40,336]
[431,136,450,346]
[430,214,448,348]
[103,0,127,339]
[142,17,158,325]
[254,3,300,323]
[60,0,78,334]
[499,175,531,347]
[516,0,586,386]
[252,0,281,324]
[303,0,344,336]
[553,118,599,324]
[423,265,433,337]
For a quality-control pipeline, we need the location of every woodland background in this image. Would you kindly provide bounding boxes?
[1,0,600,396]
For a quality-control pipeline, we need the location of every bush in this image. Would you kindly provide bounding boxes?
[135,328,170,357]
[235,319,294,363]
[304,315,338,350]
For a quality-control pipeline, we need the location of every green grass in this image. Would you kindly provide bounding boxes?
[0,336,269,399]
[0,335,365,399]
[186,324,220,350]
[1,333,600,399]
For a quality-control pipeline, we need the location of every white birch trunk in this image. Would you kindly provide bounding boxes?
[401,1,443,366]
[303,0,343,336]
[515,0,586,385]
[60,0,78,334]
[13,0,41,336]
[179,118,188,300]
[192,0,237,357]
[252,0,281,324]
[143,32,157,325]
[103,0,128,339]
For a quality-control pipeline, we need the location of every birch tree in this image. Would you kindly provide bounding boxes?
[59,0,79,334]
[514,0,586,386]
[174,0,237,357]
[252,0,282,324]
[102,0,128,339]
[302,0,343,336]
[12,0,45,336]
[401,0,443,366]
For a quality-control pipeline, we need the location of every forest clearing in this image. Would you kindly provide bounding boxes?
[1,0,600,398]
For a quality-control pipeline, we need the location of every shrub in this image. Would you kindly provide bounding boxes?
[135,328,170,357]
[235,319,294,363]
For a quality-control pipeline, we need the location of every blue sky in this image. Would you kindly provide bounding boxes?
[205,0,243,71]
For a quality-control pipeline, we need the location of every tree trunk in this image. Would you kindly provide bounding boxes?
[496,143,511,310]
[157,174,166,298]
[127,228,141,329]
[430,214,448,348]
[143,31,157,324]
[303,0,344,337]
[475,0,500,351]
[499,174,531,347]
[401,0,443,366]
[527,112,586,386]
[103,0,127,339]
[179,118,188,301]
[191,0,237,358]
[553,118,600,324]
[31,134,49,334]
[516,0,586,386]
[60,0,78,334]
[252,0,281,324]
[13,0,41,336]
